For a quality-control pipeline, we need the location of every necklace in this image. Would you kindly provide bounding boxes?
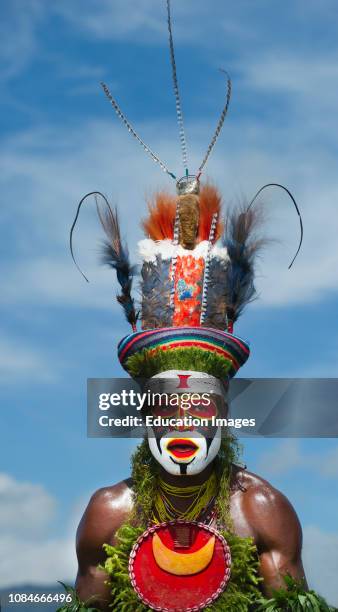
[152,471,217,523]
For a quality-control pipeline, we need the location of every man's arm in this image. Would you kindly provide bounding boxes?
[244,478,307,594]
[75,483,133,611]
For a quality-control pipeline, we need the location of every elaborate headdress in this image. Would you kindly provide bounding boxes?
[70,2,302,385]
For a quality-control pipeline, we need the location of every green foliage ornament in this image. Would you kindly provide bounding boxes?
[56,583,99,612]
[57,443,336,611]
[255,575,337,612]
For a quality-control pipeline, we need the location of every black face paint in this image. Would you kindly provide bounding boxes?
[206,437,213,454]
[170,456,195,475]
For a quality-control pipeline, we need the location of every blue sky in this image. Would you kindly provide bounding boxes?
[1,0,338,604]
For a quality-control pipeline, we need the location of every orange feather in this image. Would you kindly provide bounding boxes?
[142,192,176,240]
[198,183,223,242]
[141,183,223,243]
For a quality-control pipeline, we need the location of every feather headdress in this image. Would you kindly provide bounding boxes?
[70,1,303,382]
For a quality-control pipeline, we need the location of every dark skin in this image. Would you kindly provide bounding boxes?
[75,461,307,610]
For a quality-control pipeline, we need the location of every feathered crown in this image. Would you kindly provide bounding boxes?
[70,0,303,381]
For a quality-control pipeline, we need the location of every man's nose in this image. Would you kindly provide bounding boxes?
[176,404,194,431]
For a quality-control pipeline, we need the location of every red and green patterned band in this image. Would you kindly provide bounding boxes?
[118,327,250,379]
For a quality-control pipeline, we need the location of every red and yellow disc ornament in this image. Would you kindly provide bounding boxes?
[129,520,231,612]
[101,441,264,612]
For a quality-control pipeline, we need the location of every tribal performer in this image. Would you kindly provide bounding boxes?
[63,2,334,611]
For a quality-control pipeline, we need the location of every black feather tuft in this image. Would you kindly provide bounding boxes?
[95,196,138,329]
[222,204,265,326]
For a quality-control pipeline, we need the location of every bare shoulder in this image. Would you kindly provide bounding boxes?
[231,467,302,553]
[235,467,300,516]
[76,478,133,567]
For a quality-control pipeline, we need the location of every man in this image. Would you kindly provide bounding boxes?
[75,445,306,610]
[67,12,326,595]
[74,366,306,611]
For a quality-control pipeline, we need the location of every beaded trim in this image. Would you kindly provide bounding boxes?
[128,519,231,612]
[169,201,181,309]
[200,212,218,324]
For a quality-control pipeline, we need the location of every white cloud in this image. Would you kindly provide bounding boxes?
[242,54,338,123]
[54,0,165,42]
[303,525,338,606]
[0,336,56,384]
[0,473,55,536]
[255,440,303,476]
[316,446,338,478]
[0,534,76,588]
[52,0,223,44]
[256,440,338,479]
[0,473,81,588]
[0,0,45,82]
[0,0,244,95]
[1,258,118,310]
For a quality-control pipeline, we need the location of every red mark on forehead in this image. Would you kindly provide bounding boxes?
[176,374,191,389]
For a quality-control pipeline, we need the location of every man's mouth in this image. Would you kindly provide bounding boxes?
[166,439,199,459]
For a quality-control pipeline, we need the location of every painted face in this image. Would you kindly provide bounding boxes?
[145,371,228,476]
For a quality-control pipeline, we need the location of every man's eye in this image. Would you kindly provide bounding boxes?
[188,401,218,419]
[151,403,177,417]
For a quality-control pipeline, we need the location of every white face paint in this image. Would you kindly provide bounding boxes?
[146,370,227,476]
[147,427,222,476]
